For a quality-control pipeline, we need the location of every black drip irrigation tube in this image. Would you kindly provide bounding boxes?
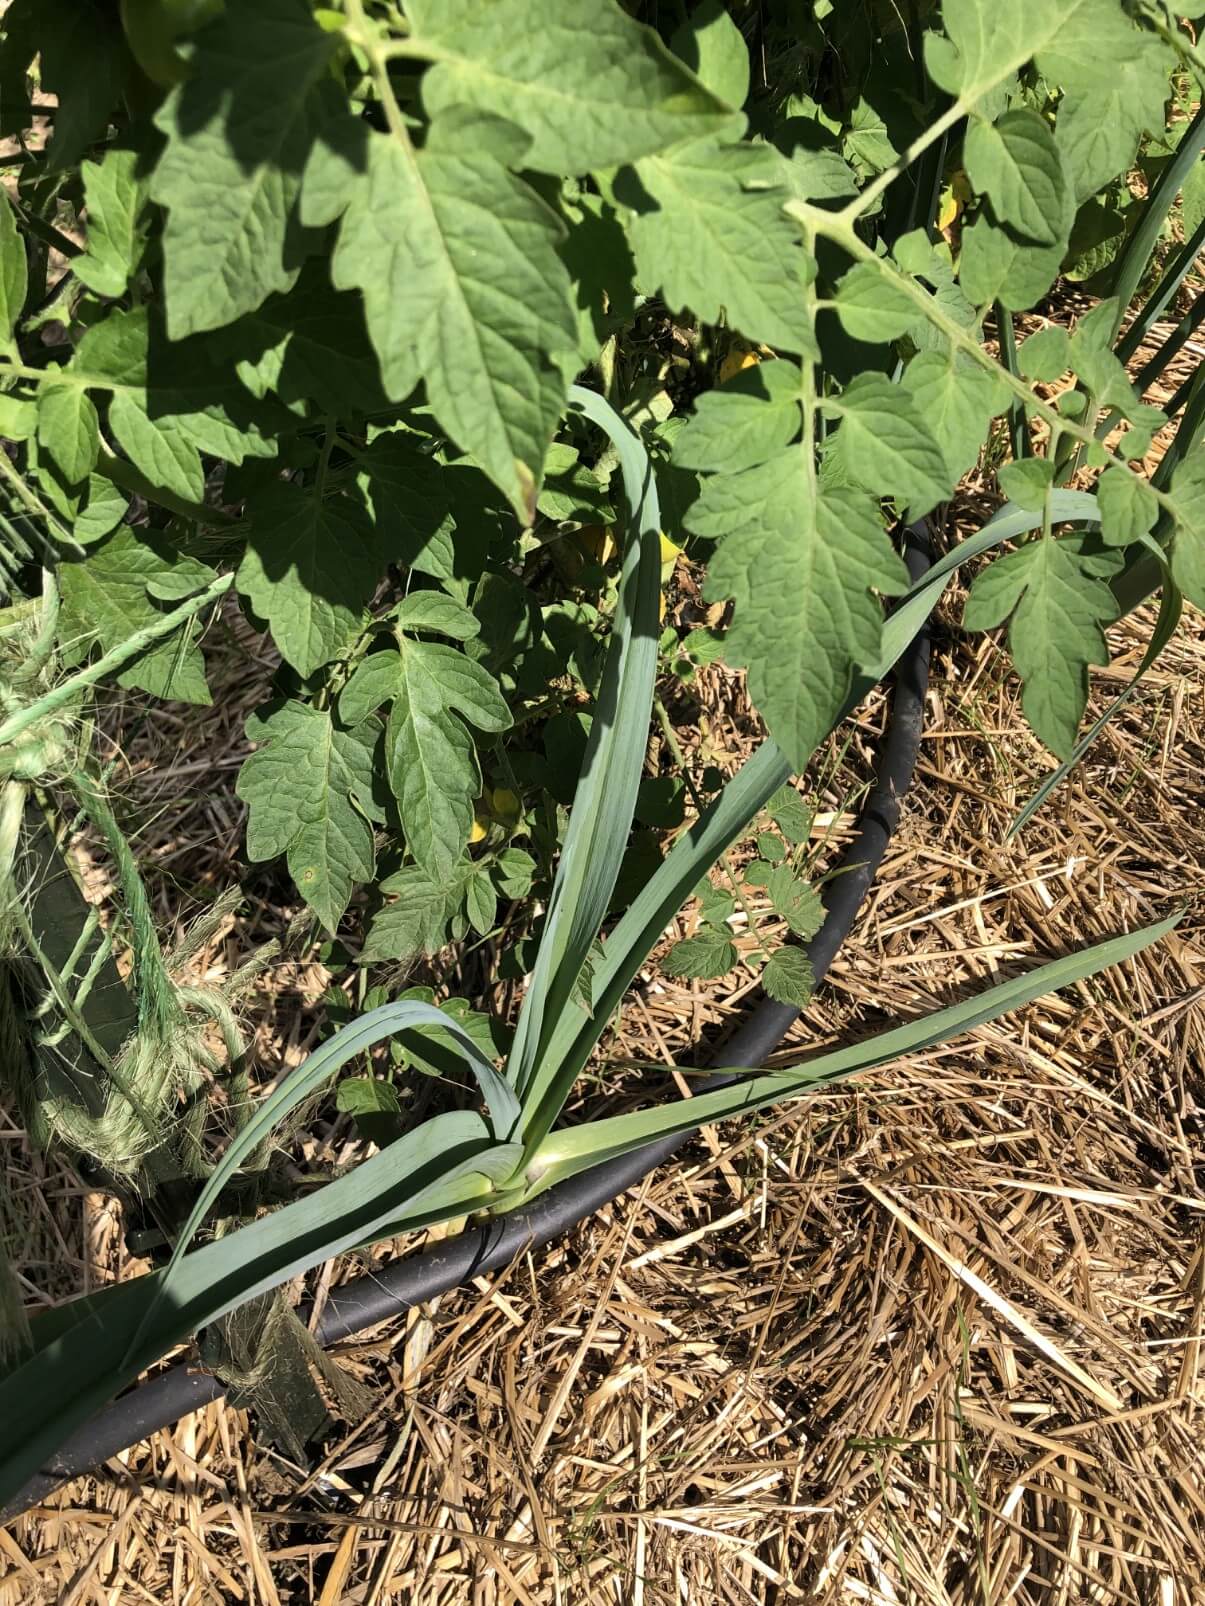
[3,531,933,1523]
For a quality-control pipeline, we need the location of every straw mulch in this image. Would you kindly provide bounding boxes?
[2,350,1204,1601]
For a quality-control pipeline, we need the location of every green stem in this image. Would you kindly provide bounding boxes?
[993,303,1030,460]
[800,222,818,504]
[8,896,124,1079]
[0,573,233,750]
[795,203,1182,524]
[26,569,59,678]
[315,418,337,497]
[68,768,178,1039]
[345,0,415,144]
[842,95,972,226]
[0,451,81,555]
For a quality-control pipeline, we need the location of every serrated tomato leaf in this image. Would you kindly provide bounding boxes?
[689,454,908,769]
[623,138,819,358]
[672,359,802,476]
[312,116,579,522]
[58,526,212,705]
[340,642,510,877]
[406,0,737,172]
[150,0,341,338]
[963,533,1123,756]
[236,484,383,677]
[238,701,383,933]
[760,945,814,1006]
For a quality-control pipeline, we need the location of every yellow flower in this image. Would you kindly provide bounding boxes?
[719,343,760,383]
[491,787,521,825]
[576,525,617,565]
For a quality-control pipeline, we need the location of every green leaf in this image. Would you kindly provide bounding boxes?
[509,388,663,1120]
[36,0,131,168]
[340,642,510,878]
[0,394,35,441]
[236,484,382,677]
[58,526,211,705]
[1168,451,1205,608]
[1055,41,1171,201]
[150,0,340,337]
[662,931,737,980]
[1017,325,1070,382]
[532,914,1181,1192]
[696,880,736,927]
[392,988,506,1077]
[335,1077,403,1147]
[394,592,480,640]
[356,435,458,580]
[465,868,497,936]
[765,864,824,938]
[1067,301,1145,416]
[998,458,1054,512]
[361,861,475,962]
[493,847,536,900]
[828,373,952,515]
[958,211,1064,311]
[36,383,100,485]
[238,701,381,932]
[1097,467,1159,548]
[406,0,736,172]
[833,260,916,344]
[130,995,520,1380]
[1010,582,1182,838]
[316,118,578,522]
[106,391,201,502]
[774,144,858,205]
[901,350,1007,483]
[669,0,749,109]
[672,359,801,476]
[963,533,1123,756]
[0,186,26,353]
[0,1106,518,1514]
[221,266,388,418]
[963,109,1072,247]
[767,784,811,845]
[560,190,638,365]
[690,457,909,768]
[534,494,1079,1117]
[74,308,279,497]
[537,444,616,524]
[73,475,128,545]
[844,97,896,174]
[144,547,219,603]
[923,0,1124,103]
[74,146,150,299]
[624,137,819,358]
[760,945,814,1006]
[1181,154,1205,243]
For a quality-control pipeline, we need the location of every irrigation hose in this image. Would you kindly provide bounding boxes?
[2,529,932,1522]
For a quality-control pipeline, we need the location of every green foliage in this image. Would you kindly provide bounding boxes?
[237,701,383,933]
[341,634,510,878]
[0,0,1194,834]
[0,0,1198,1491]
[0,0,1191,962]
[624,138,819,357]
[964,533,1124,757]
[58,527,211,704]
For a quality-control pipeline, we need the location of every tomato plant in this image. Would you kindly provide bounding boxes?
[0,0,1200,1503]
